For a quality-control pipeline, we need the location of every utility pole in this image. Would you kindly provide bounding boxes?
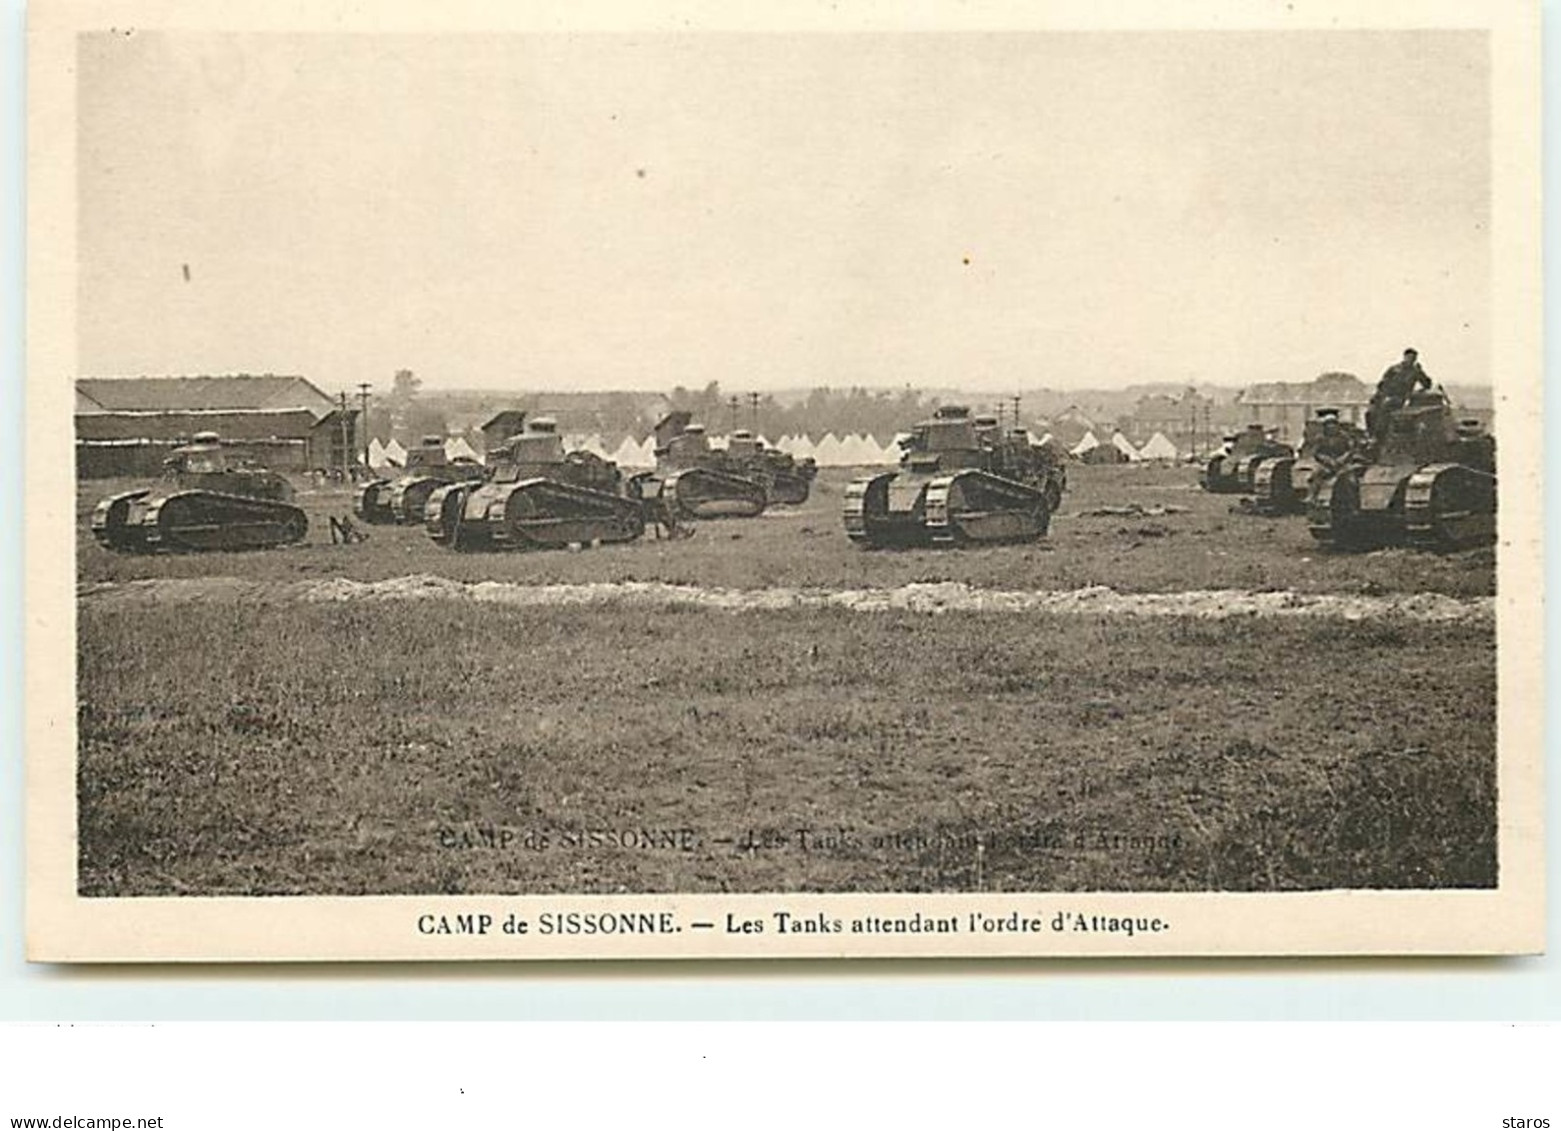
[1011,395,1022,433]
[357,382,372,470]
[748,392,761,434]
[728,395,740,435]
[337,391,351,479]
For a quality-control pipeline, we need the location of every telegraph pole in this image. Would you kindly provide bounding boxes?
[338,391,351,479]
[1010,395,1022,433]
[748,392,761,434]
[729,395,740,435]
[357,382,372,470]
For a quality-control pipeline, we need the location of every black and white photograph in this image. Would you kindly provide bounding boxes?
[26,0,1543,960]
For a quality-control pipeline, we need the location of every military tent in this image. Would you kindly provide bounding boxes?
[1139,432,1179,461]
[610,435,653,467]
[837,433,878,465]
[1111,432,1143,461]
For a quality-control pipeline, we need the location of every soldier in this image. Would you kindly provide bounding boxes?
[1368,348,1432,440]
[1310,408,1356,471]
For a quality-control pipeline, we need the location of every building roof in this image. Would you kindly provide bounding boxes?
[76,375,337,418]
[1238,372,1369,407]
[76,407,350,443]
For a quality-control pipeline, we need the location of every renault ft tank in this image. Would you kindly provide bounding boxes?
[91,432,307,553]
[842,406,1062,547]
[424,416,646,551]
[1251,412,1369,516]
[358,436,485,525]
[723,430,818,505]
[628,413,768,519]
[1308,388,1496,551]
[1202,425,1294,494]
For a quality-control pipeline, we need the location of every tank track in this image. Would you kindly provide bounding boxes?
[385,476,447,525]
[766,471,813,506]
[1251,456,1300,516]
[357,479,395,523]
[661,468,767,519]
[426,479,645,551]
[1404,463,1497,551]
[92,489,307,553]
[843,473,896,545]
[1307,468,1376,549]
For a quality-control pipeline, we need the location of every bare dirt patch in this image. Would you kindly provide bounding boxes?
[79,574,1494,624]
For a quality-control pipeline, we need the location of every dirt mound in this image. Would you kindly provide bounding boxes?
[79,576,1494,623]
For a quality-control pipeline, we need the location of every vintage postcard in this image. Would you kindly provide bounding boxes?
[27,0,1543,961]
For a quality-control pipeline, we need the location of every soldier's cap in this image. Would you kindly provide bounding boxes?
[1316,407,1341,420]
[1403,347,1418,357]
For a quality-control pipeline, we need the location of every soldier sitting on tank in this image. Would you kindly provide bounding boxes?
[1310,408,1357,472]
[1367,347,1432,442]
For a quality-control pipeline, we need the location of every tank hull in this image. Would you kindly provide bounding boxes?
[92,488,308,553]
[843,469,1051,548]
[1308,462,1496,551]
[359,467,484,524]
[425,478,646,551]
[1203,444,1293,494]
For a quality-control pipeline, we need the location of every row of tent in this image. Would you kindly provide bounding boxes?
[367,428,1182,470]
[1068,429,1181,462]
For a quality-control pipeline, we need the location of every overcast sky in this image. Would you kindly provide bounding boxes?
[76,31,1490,394]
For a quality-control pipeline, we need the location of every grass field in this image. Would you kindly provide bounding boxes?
[75,462,1498,896]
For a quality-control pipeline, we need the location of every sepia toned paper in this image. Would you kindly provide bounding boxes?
[27,0,1544,961]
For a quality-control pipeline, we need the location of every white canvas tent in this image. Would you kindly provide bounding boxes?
[610,435,654,467]
[1070,430,1100,457]
[445,436,480,462]
[367,438,388,468]
[835,433,877,465]
[382,438,408,467]
[1111,431,1143,461]
[1139,431,1179,461]
[812,433,843,465]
